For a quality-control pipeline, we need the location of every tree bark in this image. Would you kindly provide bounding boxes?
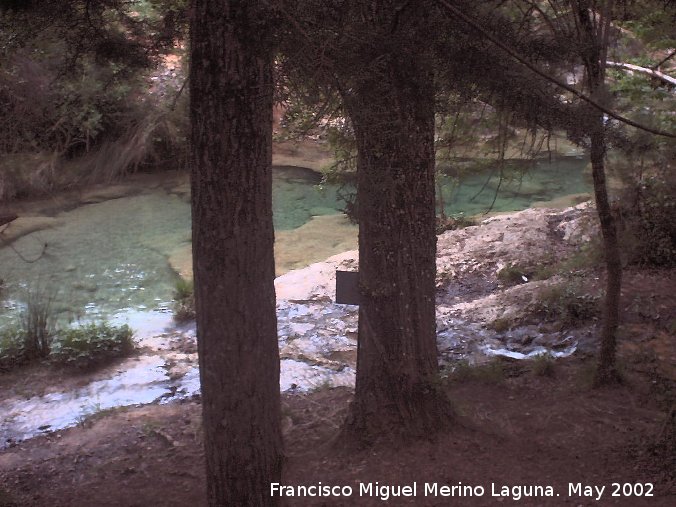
[340,57,452,444]
[189,1,282,505]
[573,0,623,385]
[590,119,623,385]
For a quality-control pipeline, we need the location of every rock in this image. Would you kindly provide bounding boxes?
[166,214,358,282]
[275,250,357,301]
[275,215,357,276]
[554,202,598,245]
[0,216,62,244]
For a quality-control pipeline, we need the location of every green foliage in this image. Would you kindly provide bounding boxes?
[172,277,195,322]
[50,322,134,369]
[435,214,475,234]
[0,325,27,371]
[0,0,189,200]
[620,7,676,50]
[497,264,529,285]
[561,239,605,272]
[531,353,556,377]
[0,284,56,369]
[532,280,600,328]
[488,317,511,333]
[618,172,676,267]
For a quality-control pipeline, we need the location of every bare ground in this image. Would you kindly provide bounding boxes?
[0,353,673,507]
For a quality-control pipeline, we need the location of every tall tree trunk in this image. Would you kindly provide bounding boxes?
[590,121,623,384]
[574,0,623,385]
[189,2,282,505]
[341,58,452,443]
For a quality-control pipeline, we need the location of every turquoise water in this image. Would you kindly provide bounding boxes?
[0,158,589,323]
[437,156,590,216]
[272,166,342,230]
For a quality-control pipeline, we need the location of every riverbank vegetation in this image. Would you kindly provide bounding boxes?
[0,0,189,202]
[171,277,195,323]
[0,285,135,372]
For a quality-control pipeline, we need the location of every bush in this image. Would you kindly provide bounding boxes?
[436,214,476,234]
[531,353,556,377]
[172,277,195,322]
[497,264,530,285]
[50,322,134,369]
[0,325,28,371]
[619,173,676,267]
[448,358,505,384]
[532,281,599,328]
[488,317,511,333]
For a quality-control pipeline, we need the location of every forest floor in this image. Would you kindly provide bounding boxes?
[1,193,674,506]
[0,350,673,506]
[0,266,674,506]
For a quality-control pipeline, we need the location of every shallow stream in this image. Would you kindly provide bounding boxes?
[0,158,589,446]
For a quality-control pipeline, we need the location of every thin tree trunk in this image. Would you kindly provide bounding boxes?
[340,59,452,444]
[590,120,623,384]
[189,1,282,505]
[574,0,623,385]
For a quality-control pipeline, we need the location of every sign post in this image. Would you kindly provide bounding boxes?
[335,270,360,305]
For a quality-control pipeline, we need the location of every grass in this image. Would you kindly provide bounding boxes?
[309,379,333,393]
[523,240,604,283]
[0,282,140,372]
[0,283,57,370]
[560,239,604,272]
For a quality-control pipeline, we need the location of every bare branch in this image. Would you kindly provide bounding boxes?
[606,61,676,88]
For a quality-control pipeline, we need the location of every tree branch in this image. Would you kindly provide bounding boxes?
[606,61,676,88]
[435,0,676,139]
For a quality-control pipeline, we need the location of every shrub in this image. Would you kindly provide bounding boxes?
[436,214,475,234]
[488,317,511,333]
[172,277,195,322]
[448,358,505,384]
[531,353,556,377]
[619,173,676,267]
[50,322,134,369]
[0,325,28,371]
[560,238,604,272]
[497,264,529,285]
[532,280,599,328]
